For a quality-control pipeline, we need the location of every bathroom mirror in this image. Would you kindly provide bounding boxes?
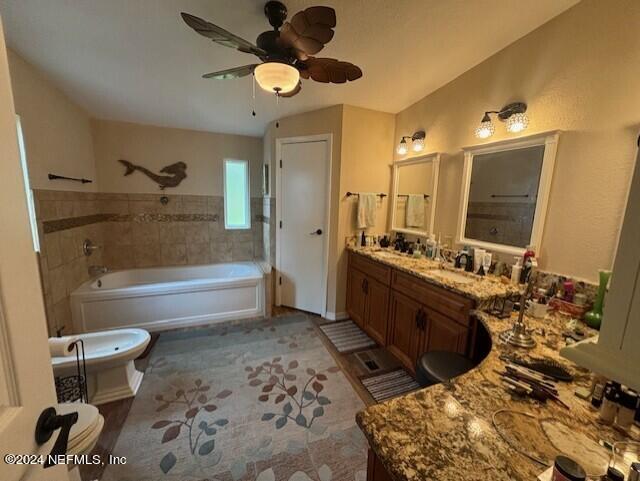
[457,131,560,255]
[390,153,440,237]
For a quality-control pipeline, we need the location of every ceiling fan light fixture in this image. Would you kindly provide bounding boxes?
[254,62,300,94]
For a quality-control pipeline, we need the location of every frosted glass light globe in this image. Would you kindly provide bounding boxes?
[254,62,300,94]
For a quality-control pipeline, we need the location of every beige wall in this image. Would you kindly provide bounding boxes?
[394,0,640,283]
[8,49,96,192]
[264,105,396,315]
[336,105,396,312]
[92,119,263,197]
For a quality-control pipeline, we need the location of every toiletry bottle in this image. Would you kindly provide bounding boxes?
[590,375,608,408]
[520,250,535,283]
[522,245,536,266]
[433,234,442,261]
[563,280,575,302]
[599,382,620,425]
[615,388,638,430]
[413,239,422,258]
[511,257,522,285]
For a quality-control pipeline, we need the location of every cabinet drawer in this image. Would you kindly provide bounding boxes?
[391,270,473,326]
[350,252,392,285]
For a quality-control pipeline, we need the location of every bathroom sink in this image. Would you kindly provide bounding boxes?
[429,269,474,285]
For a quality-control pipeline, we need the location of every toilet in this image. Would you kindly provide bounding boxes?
[56,403,104,481]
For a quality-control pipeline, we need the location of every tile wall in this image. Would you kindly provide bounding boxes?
[465,202,536,248]
[34,190,265,335]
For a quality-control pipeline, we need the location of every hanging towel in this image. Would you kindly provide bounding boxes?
[357,193,377,229]
[406,194,425,227]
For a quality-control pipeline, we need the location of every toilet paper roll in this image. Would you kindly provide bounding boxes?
[48,336,80,357]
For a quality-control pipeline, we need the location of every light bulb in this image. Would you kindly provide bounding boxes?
[475,120,495,139]
[396,139,408,155]
[506,112,529,133]
[412,137,425,152]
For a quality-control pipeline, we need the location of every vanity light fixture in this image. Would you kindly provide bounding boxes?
[411,130,426,152]
[396,130,426,155]
[474,102,529,139]
[397,137,409,155]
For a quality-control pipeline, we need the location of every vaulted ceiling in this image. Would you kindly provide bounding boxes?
[1,0,579,136]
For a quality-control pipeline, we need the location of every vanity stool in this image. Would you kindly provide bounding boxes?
[416,351,475,387]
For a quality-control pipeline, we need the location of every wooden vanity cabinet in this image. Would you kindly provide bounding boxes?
[346,252,391,345]
[347,251,476,374]
[422,307,470,354]
[347,267,368,327]
[387,291,424,375]
[367,450,393,481]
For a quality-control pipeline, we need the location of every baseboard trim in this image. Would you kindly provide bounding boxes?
[324,311,349,321]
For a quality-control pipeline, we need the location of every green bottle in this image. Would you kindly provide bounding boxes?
[584,270,612,330]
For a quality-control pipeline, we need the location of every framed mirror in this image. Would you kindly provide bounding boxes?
[390,153,440,237]
[457,131,560,255]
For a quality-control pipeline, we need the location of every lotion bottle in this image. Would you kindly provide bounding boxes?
[511,257,522,285]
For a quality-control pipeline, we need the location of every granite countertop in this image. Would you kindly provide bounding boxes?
[356,310,640,481]
[348,246,520,304]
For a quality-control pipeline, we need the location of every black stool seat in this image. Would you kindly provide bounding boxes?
[416,351,474,387]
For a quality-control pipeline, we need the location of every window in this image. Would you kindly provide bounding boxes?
[224,159,250,229]
[16,116,40,252]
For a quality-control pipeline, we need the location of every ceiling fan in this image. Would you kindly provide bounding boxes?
[181,1,362,98]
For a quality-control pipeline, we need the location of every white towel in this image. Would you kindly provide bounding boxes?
[406,194,425,227]
[357,193,377,229]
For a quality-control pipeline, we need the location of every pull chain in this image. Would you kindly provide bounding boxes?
[251,74,256,117]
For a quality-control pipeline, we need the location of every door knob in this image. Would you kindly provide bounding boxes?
[35,407,78,468]
[309,229,323,235]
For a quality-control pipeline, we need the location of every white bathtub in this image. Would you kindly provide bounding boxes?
[71,262,265,333]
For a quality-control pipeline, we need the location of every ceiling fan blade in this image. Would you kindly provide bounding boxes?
[202,64,258,80]
[181,12,267,57]
[302,57,363,84]
[279,6,336,57]
[278,81,302,98]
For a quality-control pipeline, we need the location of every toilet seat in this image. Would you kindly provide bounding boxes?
[56,403,103,455]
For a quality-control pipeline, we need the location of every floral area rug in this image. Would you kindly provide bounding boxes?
[102,315,367,481]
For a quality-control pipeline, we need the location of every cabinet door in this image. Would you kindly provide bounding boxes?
[364,277,390,346]
[347,267,367,328]
[367,450,393,481]
[422,308,470,356]
[387,291,423,374]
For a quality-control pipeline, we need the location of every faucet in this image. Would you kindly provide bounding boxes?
[88,265,108,277]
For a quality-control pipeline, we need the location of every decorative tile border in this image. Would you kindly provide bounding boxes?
[110,213,219,223]
[42,214,112,234]
[42,213,221,233]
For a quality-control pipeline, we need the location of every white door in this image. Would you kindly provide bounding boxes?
[0,18,67,481]
[277,138,330,315]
